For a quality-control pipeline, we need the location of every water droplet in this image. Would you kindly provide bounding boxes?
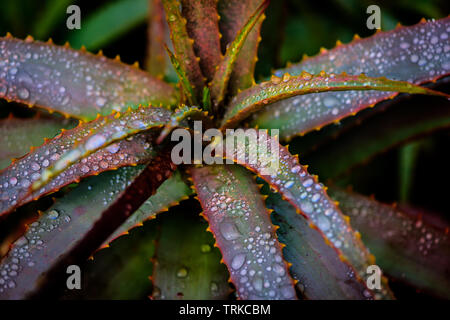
[284,181,294,189]
[252,277,263,291]
[96,97,106,107]
[291,166,301,174]
[47,209,59,220]
[17,87,30,99]
[273,264,286,276]
[281,285,295,299]
[9,177,17,186]
[220,222,240,241]
[31,162,40,171]
[200,244,211,253]
[302,179,313,187]
[323,96,338,108]
[106,143,120,154]
[176,267,188,278]
[300,201,313,214]
[85,134,106,151]
[317,216,330,231]
[210,282,218,293]
[231,254,246,270]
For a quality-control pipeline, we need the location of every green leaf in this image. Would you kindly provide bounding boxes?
[63,220,158,300]
[303,94,450,180]
[33,0,74,39]
[190,164,297,300]
[68,0,148,51]
[221,71,448,129]
[218,0,266,95]
[329,187,450,299]
[210,0,269,108]
[165,46,198,105]
[162,0,205,102]
[105,170,193,245]
[0,153,175,299]
[0,36,178,120]
[267,192,374,299]
[180,0,222,83]
[0,106,171,217]
[0,115,76,170]
[151,210,230,300]
[250,18,450,139]
[217,130,394,298]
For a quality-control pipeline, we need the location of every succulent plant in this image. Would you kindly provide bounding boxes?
[0,0,449,300]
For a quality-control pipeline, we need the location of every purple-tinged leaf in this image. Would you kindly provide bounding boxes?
[190,164,297,300]
[180,0,222,83]
[217,130,393,298]
[0,106,171,217]
[210,0,269,109]
[32,106,171,192]
[304,94,450,179]
[0,115,76,170]
[251,18,450,139]
[329,187,450,299]
[0,35,178,120]
[162,0,205,101]
[0,153,175,299]
[221,71,448,129]
[151,210,230,300]
[266,193,375,299]
[146,0,175,79]
[218,0,265,95]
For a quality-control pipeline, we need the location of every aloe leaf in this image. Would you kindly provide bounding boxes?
[180,0,222,83]
[221,71,448,129]
[210,0,269,108]
[266,192,374,299]
[0,153,175,299]
[0,36,178,120]
[329,187,450,299]
[250,18,450,139]
[190,164,297,300]
[0,115,76,170]
[162,0,205,101]
[63,220,158,300]
[151,209,230,299]
[218,0,266,95]
[104,170,192,245]
[0,106,171,217]
[218,130,393,298]
[68,0,148,51]
[303,94,450,179]
[165,46,198,105]
[146,0,176,80]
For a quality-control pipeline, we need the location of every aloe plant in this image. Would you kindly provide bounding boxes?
[0,0,449,300]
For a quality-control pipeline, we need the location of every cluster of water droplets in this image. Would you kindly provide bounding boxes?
[0,37,177,119]
[0,209,70,295]
[252,19,450,138]
[194,167,296,300]
[40,107,170,187]
[0,107,170,214]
